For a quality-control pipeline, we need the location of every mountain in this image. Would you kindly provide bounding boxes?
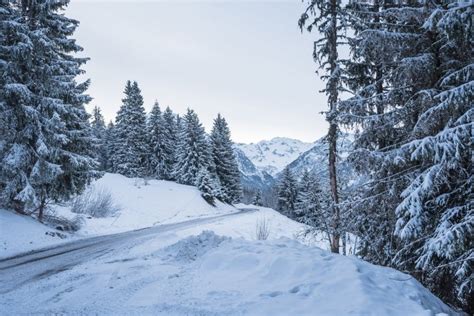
[284,135,351,176]
[234,135,355,206]
[235,137,314,177]
[233,147,276,205]
[283,134,357,188]
[233,147,275,190]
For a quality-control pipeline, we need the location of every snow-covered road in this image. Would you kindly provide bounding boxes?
[0,208,256,295]
[0,205,457,315]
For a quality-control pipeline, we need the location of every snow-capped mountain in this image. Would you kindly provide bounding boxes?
[283,133,354,180]
[235,137,314,177]
[234,135,355,205]
[233,147,275,191]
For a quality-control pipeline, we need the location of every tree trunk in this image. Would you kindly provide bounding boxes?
[328,123,340,253]
[38,193,46,223]
[328,0,340,254]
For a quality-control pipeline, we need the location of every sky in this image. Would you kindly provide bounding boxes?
[67,0,328,143]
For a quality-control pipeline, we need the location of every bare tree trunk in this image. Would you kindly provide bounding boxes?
[328,123,340,253]
[38,192,46,223]
[342,232,347,256]
[328,0,340,254]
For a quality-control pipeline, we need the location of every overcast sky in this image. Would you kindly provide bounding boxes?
[67,0,328,143]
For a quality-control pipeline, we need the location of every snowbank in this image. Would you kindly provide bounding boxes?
[133,232,456,315]
[2,231,456,315]
[176,203,319,244]
[0,209,78,258]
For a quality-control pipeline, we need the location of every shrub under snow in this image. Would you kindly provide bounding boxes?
[71,186,120,218]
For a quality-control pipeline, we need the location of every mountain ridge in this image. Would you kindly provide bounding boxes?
[235,137,314,177]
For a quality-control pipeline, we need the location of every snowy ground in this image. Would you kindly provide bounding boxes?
[0,173,458,315]
[1,230,456,315]
[1,174,314,258]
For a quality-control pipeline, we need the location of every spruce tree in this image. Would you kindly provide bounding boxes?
[160,106,178,180]
[147,101,165,178]
[253,190,263,207]
[90,106,107,170]
[196,168,217,206]
[210,114,241,204]
[0,0,99,220]
[174,108,211,186]
[299,0,347,253]
[295,170,333,241]
[103,121,115,172]
[295,170,320,217]
[277,167,298,217]
[111,81,149,178]
[392,3,473,311]
[340,1,473,311]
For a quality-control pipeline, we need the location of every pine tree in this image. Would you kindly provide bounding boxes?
[277,167,298,217]
[295,170,333,242]
[210,114,241,204]
[160,106,177,180]
[299,0,347,253]
[0,0,99,221]
[103,121,115,172]
[253,190,263,207]
[296,170,319,216]
[147,101,165,178]
[91,106,106,131]
[196,168,217,206]
[340,1,473,311]
[338,0,413,266]
[392,3,473,311]
[90,106,107,170]
[111,81,149,178]
[174,108,211,185]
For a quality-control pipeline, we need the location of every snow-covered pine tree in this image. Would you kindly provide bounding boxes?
[174,108,211,186]
[160,106,178,180]
[295,170,333,242]
[103,121,115,172]
[253,190,263,207]
[0,0,30,212]
[277,167,298,217]
[392,3,473,311]
[340,1,473,312]
[210,114,241,204]
[295,170,318,217]
[147,101,165,178]
[111,81,149,178]
[299,0,347,253]
[338,0,412,266]
[0,0,99,220]
[90,106,107,170]
[91,106,106,131]
[196,168,217,206]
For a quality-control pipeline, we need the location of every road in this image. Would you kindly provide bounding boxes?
[0,208,256,294]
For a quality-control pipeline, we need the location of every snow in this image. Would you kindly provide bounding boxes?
[236,137,314,176]
[0,209,76,259]
[69,173,236,235]
[0,172,457,315]
[1,173,308,258]
[1,230,456,315]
